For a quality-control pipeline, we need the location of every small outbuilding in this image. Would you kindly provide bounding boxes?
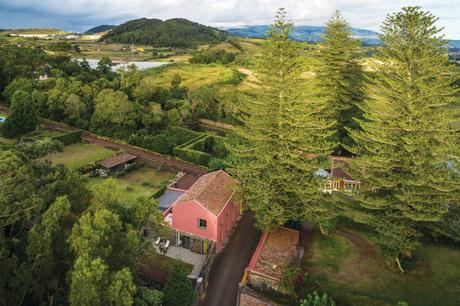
[244,227,300,293]
[99,153,137,175]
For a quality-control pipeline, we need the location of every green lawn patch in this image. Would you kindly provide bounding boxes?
[306,234,357,273]
[25,128,65,140]
[0,135,16,145]
[85,166,176,205]
[42,142,115,170]
[303,228,460,306]
[143,63,235,90]
[139,250,193,274]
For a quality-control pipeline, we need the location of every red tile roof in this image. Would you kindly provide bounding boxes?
[99,153,137,169]
[170,173,200,191]
[177,170,239,216]
[330,156,355,181]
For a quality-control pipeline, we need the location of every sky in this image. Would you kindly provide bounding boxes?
[0,0,459,39]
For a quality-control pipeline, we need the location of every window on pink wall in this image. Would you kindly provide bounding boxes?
[198,219,207,230]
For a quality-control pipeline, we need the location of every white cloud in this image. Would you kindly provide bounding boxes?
[0,0,459,38]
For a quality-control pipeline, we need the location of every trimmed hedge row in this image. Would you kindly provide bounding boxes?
[23,130,82,145]
[172,134,228,166]
[141,126,204,155]
[51,130,82,145]
[152,184,167,199]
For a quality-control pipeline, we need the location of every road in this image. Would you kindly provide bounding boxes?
[200,212,261,306]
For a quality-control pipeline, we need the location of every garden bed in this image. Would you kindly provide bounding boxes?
[41,142,115,170]
[85,166,176,205]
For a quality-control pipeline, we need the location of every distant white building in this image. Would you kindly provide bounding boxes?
[81,35,102,40]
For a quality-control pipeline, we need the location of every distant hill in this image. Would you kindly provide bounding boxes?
[85,25,115,34]
[223,25,460,48]
[223,25,381,45]
[101,18,227,48]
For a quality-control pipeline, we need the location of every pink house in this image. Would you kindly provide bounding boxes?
[163,170,241,254]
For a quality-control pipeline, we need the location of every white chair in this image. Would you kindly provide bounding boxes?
[164,240,170,248]
[155,237,161,245]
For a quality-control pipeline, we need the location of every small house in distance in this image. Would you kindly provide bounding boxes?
[243,227,300,293]
[163,170,241,254]
[317,156,360,193]
[99,153,137,175]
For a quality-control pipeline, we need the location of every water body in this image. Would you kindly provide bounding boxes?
[81,59,170,72]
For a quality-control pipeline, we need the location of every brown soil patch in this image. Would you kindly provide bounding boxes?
[333,229,380,282]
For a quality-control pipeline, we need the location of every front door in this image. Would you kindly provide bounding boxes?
[202,240,207,255]
[180,235,191,249]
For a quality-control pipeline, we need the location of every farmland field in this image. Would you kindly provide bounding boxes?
[42,142,115,169]
[143,63,235,90]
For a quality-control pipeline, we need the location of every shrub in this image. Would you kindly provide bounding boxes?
[300,292,335,306]
[16,138,64,159]
[134,287,163,306]
[51,130,82,145]
[208,157,227,171]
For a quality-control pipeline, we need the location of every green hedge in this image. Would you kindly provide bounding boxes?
[172,134,228,166]
[51,130,82,145]
[142,126,204,155]
[152,184,167,199]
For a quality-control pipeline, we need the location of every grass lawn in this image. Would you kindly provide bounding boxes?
[303,228,460,306]
[139,250,193,274]
[42,142,115,170]
[0,135,16,145]
[85,166,176,205]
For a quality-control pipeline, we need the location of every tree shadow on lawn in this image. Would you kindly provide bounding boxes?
[302,226,460,306]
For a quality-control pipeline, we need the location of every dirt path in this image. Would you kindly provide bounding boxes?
[300,222,315,254]
[333,229,380,281]
[335,229,378,260]
[200,212,261,306]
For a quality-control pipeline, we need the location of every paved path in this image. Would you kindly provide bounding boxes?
[200,212,261,306]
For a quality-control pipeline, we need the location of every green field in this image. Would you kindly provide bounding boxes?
[85,166,176,205]
[42,142,115,169]
[0,135,16,145]
[303,227,460,306]
[143,63,235,90]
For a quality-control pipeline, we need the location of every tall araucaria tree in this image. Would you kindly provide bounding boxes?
[227,8,336,231]
[315,11,364,154]
[347,6,460,271]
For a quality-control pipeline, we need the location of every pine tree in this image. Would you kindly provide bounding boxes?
[226,8,336,231]
[347,6,460,270]
[315,11,364,154]
[163,262,194,306]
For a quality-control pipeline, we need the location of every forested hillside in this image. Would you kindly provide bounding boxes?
[85,25,115,34]
[100,18,227,48]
